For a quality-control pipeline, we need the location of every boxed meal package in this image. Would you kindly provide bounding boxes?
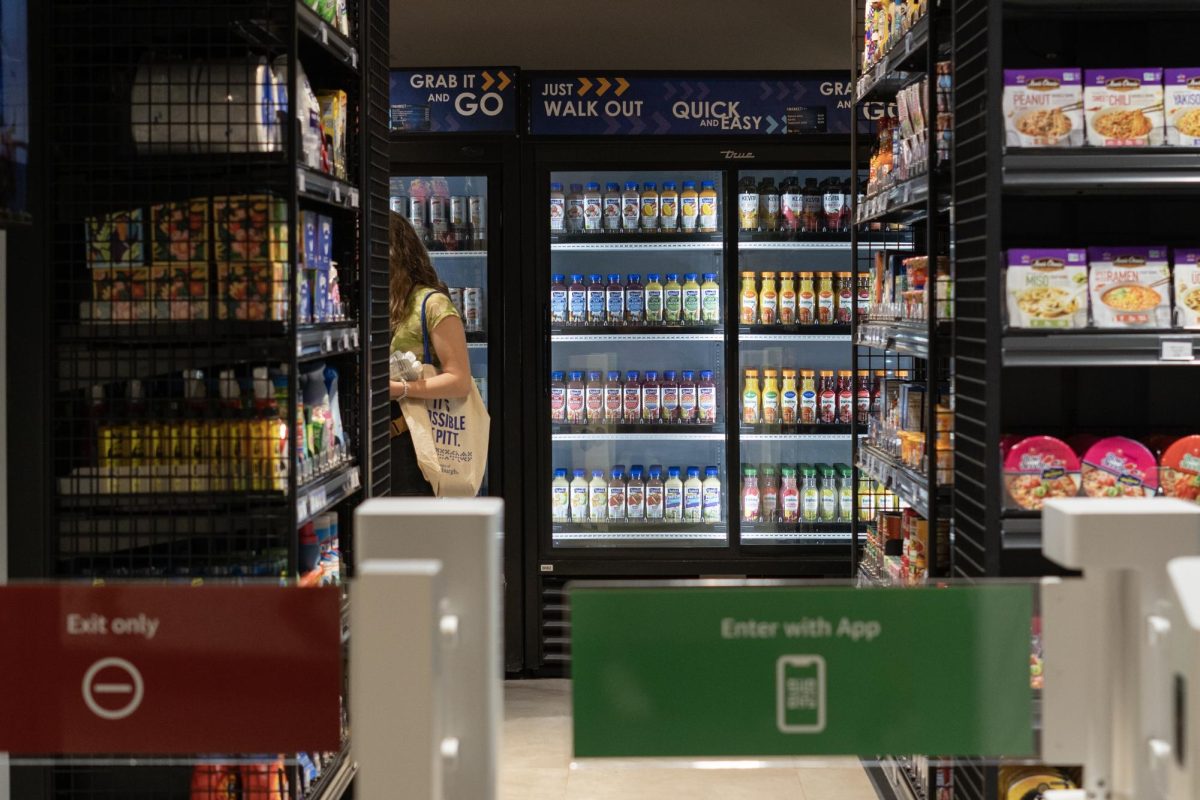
[1003,69,1084,147]
[151,199,209,263]
[217,262,288,321]
[213,194,289,263]
[150,264,209,320]
[1175,250,1200,329]
[85,208,144,268]
[1081,437,1159,498]
[1084,68,1165,147]
[1004,436,1081,510]
[1005,249,1089,329]
[1161,435,1200,503]
[1088,247,1172,329]
[1166,69,1200,146]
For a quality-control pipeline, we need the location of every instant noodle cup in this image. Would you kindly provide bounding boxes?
[1160,436,1200,504]
[1081,436,1159,498]
[1004,436,1081,511]
[1174,250,1200,329]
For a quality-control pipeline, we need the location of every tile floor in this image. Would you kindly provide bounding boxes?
[501,679,879,800]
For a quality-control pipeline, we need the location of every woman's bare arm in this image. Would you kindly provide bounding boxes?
[390,315,473,400]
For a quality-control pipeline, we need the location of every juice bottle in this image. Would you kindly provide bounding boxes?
[737,176,759,232]
[761,369,780,425]
[678,370,698,423]
[549,371,566,423]
[606,273,625,324]
[836,370,854,424]
[640,182,659,232]
[819,464,837,521]
[587,274,606,323]
[780,467,800,523]
[659,181,679,231]
[585,370,605,424]
[641,370,661,422]
[818,370,837,424]
[758,272,778,325]
[549,182,566,232]
[664,467,684,522]
[625,274,645,324]
[604,371,623,423]
[570,468,589,522]
[623,371,642,422]
[700,273,720,323]
[836,271,854,325]
[589,469,608,522]
[702,466,722,523]
[664,273,683,323]
[626,465,646,520]
[797,272,816,324]
[566,371,586,424]
[683,466,703,523]
[779,272,797,324]
[602,182,622,232]
[758,176,780,231]
[568,274,587,324]
[817,272,835,324]
[856,370,872,425]
[566,183,585,232]
[550,274,568,324]
[801,467,820,522]
[698,180,719,233]
[781,178,803,232]
[739,272,758,324]
[838,464,855,521]
[621,181,641,231]
[841,179,854,233]
[822,179,845,233]
[583,182,603,232]
[761,464,779,522]
[552,468,570,522]
[741,467,760,523]
[661,370,679,422]
[679,181,700,231]
[781,369,799,424]
[801,177,823,233]
[646,465,665,520]
[681,273,702,323]
[644,273,664,323]
[742,369,761,425]
[800,369,818,424]
[608,466,627,521]
[698,370,718,423]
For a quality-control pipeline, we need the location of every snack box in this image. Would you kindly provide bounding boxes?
[1003,68,1084,147]
[1174,249,1200,329]
[1160,435,1200,503]
[1165,69,1200,146]
[310,267,331,322]
[85,208,145,268]
[213,194,289,263]
[317,214,333,271]
[150,264,209,320]
[1081,436,1159,498]
[1003,435,1081,511]
[217,262,288,321]
[298,271,313,325]
[299,210,320,270]
[316,90,347,180]
[89,266,151,322]
[1006,249,1089,329]
[150,198,209,263]
[1088,247,1172,329]
[1084,68,1165,147]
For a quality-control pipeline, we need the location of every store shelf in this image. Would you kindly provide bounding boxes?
[738,239,855,250]
[550,232,723,251]
[467,341,488,350]
[857,321,949,359]
[740,424,855,441]
[740,324,851,341]
[298,167,361,211]
[552,423,725,437]
[428,249,488,259]
[854,13,930,103]
[296,1,359,73]
[57,490,286,513]
[298,324,361,361]
[1003,149,1200,195]
[1002,331,1200,367]
[742,522,852,542]
[303,743,356,800]
[553,522,728,545]
[298,462,362,526]
[857,444,944,519]
[552,330,724,342]
[1001,515,1043,550]
[857,174,949,226]
[553,430,726,442]
[739,231,915,248]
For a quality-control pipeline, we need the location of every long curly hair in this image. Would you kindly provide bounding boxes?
[389,213,449,329]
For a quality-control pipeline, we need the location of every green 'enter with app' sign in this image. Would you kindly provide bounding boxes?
[570,584,1036,759]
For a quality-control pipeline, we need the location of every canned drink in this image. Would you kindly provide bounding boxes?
[407,196,426,228]
[390,195,406,215]
[428,196,447,227]
[463,287,483,331]
[448,287,464,317]
[468,195,485,242]
[450,196,467,227]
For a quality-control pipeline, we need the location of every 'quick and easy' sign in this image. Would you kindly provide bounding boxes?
[390,68,518,133]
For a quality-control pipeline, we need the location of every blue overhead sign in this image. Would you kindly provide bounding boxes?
[529,73,880,136]
[389,68,518,133]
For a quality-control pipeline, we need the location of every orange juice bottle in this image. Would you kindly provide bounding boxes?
[742,369,761,425]
[680,181,700,232]
[759,272,778,325]
[799,369,818,423]
[817,271,835,324]
[779,271,797,324]
[797,271,816,324]
[739,271,758,324]
[698,180,719,233]
[761,369,780,425]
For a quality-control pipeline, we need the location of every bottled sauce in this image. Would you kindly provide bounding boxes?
[856,370,872,425]
[739,272,758,324]
[758,177,780,231]
[818,370,837,424]
[781,369,799,424]
[761,369,780,425]
[800,369,818,424]
[836,370,854,423]
[681,273,702,323]
[606,273,625,324]
[781,178,802,232]
[586,370,605,424]
[661,370,679,422]
[640,182,659,232]
[679,181,699,231]
[550,371,566,423]
[641,370,661,422]
[700,273,720,323]
[836,272,854,325]
[797,272,816,324]
[659,181,679,231]
[626,274,645,324]
[780,467,800,523]
[646,465,665,520]
[587,274,606,323]
[702,466,722,522]
[570,469,589,520]
[664,273,683,323]
[644,273,664,323]
[801,177,823,233]
[623,371,642,423]
[758,272,778,325]
[568,274,587,324]
[604,371,623,423]
[817,272,835,324]
[819,465,837,522]
[742,369,761,425]
[552,468,570,522]
[678,370,698,423]
[583,182,603,232]
[664,467,684,522]
[566,370,586,424]
[566,183,585,232]
[699,181,720,233]
[761,464,779,522]
[741,467,760,523]
[627,465,646,519]
[683,466,704,523]
[822,179,845,233]
[621,181,641,231]
[737,177,759,232]
[589,470,608,522]
[550,274,568,323]
[801,467,820,522]
[698,370,718,423]
[608,466,626,521]
[779,272,797,324]
[602,182,622,232]
[549,182,566,232]
[838,464,855,522]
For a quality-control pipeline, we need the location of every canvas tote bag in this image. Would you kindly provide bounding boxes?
[399,291,490,496]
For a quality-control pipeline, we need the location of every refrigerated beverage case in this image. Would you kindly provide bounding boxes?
[819,370,836,424]
[566,183,585,232]
[646,465,665,520]
[739,272,758,324]
[683,467,703,523]
[800,369,817,423]
[567,371,586,424]
[701,273,720,323]
[822,179,845,232]
[741,467,760,522]
[702,466,722,522]
[801,178,822,233]
[587,274,606,323]
[762,465,779,521]
[640,183,659,232]
[762,369,780,425]
[759,272,778,325]
[661,370,679,422]
[659,181,679,231]
[552,469,570,522]
[779,272,797,324]
[738,177,759,232]
[568,274,587,324]
[664,273,683,323]
[758,177,780,231]
[781,178,802,232]
[678,370,698,423]
[836,272,853,324]
[698,370,718,423]
[699,181,719,233]
[780,467,800,523]
[623,371,641,422]
[798,272,816,324]
[604,371,623,423]
[642,371,661,422]
[608,467,626,520]
[742,369,761,425]
[856,370,872,425]
[801,467,820,522]
[586,371,604,424]
[621,182,641,231]
[550,274,568,323]
[645,273,664,323]
[781,369,799,424]
[817,272,835,324]
[606,273,625,324]
[589,470,608,521]
[570,468,589,521]
[583,182,603,232]
[550,371,566,422]
[681,273,702,323]
[836,371,854,424]
[627,465,646,520]
[664,467,684,522]
[820,465,837,521]
[680,181,699,231]
[626,275,645,324]
[603,183,622,231]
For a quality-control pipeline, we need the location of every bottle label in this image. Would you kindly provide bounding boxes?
[779,292,796,324]
[762,390,779,424]
[623,387,641,419]
[781,390,798,424]
[552,485,569,520]
[798,292,816,324]
[742,491,759,521]
[660,198,677,223]
[684,486,703,518]
[641,199,659,226]
[681,198,698,221]
[603,198,622,229]
[699,198,718,229]
[802,492,820,515]
[703,486,721,521]
[682,288,701,319]
[570,486,589,520]
[588,289,606,320]
[645,289,663,320]
[701,288,720,322]
[550,289,567,322]
[626,289,645,318]
[820,488,836,520]
[741,291,758,324]
[762,194,781,217]
[801,391,817,423]
[664,486,683,518]
[583,199,603,230]
[738,192,759,229]
[590,486,607,520]
[627,487,645,518]
[665,288,683,319]
[838,393,853,424]
[605,387,623,419]
[698,386,717,421]
[662,386,679,414]
[743,394,759,424]
[550,198,565,231]
[608,487,625,519]
[550,387,565,421]
[567,388,585,422]
[642,388,661,418]
[818,292,835,323]
[820,391,837,424]
[566,199,585,231]
[646,486,664,518]
[622,197,640,229]
[586,387,604,421]
[783,492,800,515]
[680,387,697,419]
[607,289,624,320]
[568,289,586,321]
[840,489,853,520]
[760,292,778,324]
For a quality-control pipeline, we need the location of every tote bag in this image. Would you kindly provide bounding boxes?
[399,291,490,496]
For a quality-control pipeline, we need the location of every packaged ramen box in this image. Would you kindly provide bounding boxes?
[1161,435,1200,504]
[1166,69,1200,146]
[1081,437,1159,498]
[1004,436,1081,511]
[1088,246,1172,329]
[1005,249,1089,329]
[1174,249,1200,329]
[1084,68,1165,147]
[150,198,209,263]
[1003,69,1084,147]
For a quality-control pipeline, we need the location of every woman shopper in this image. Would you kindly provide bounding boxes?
[389,212,474,496]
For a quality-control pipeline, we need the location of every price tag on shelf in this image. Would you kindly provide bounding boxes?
[297,498,308,521]
[348,188,360,209]
[342,331,351,350]
[297,170,306,194]
[309,487,328,514]
[350,50,358,70]
[1161,339,1194,362]
[333,184,342,203]
[320,24,329,45]
[324,332,333,352]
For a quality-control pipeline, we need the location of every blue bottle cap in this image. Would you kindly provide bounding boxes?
[569,371,583,381]
[687,467,700,478]
[570,183,583,192]
[684,273,698,282]
[703,273,717,281]
[550,182,563,191]
[668,467,681,477]
[551,371,564,381]
[706,466,719,477]
[645,371,658,380]
[664,370,677,380]
[573,468,586,478]
[643,182,657,190]
[700,370,714,379]
[682,370,695,380]
[592,470,605,478]
[666,273,679,282]
[663,181,677,190]
[590,274,603,282]
[628,274,641,283]
[625,371,639,381]
[630,465,644,476]
[608,273,621,282]
[701,180,715,188]
[552,274,565,283]
[647,273,660,282]
[625,181,639,190]
[586,182,600,191]
[607,371,621,380]
[611,466,625,479]
[606,182,620,191]
[588,371,601,381]
[682,180,696,189]
[649,465,663,477]
[554,468,567,478]
[571,274,584,282]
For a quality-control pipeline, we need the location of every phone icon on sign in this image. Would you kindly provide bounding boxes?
[776,655,826,734]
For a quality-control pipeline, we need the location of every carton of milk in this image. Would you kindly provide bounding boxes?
[1165,69,1200,146]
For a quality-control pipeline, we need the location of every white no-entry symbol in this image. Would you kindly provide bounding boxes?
[82,657,144,720]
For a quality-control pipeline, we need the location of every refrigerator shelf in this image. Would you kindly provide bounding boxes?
[552,332,724,342]
[742,527,853,542]
[739,325,851,341]
[740,424,854,441]
[552,423,725,436]
[428,250,488,259]
[742,433,858,442]
[551,240,723,252]
[467,342,488,350]
[553,431,726,442]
